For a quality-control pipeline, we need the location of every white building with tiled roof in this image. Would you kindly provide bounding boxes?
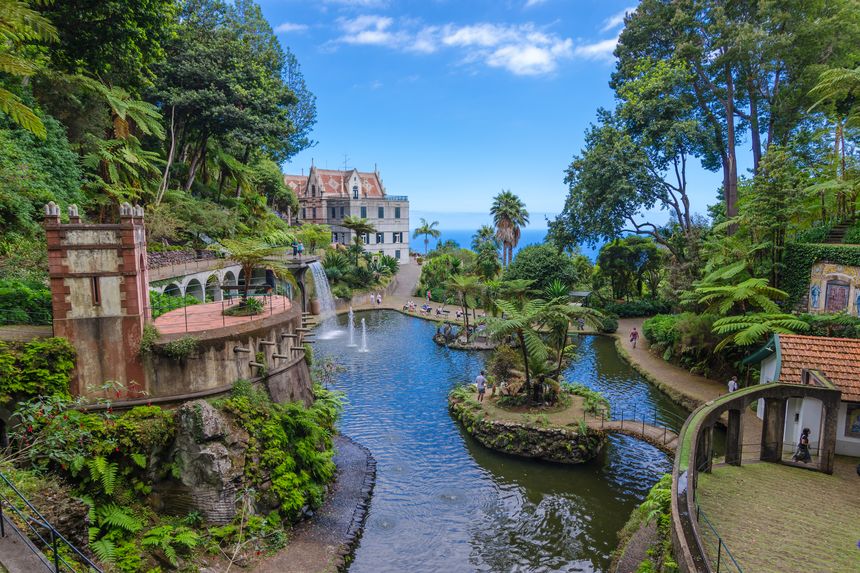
[284,165,410,264]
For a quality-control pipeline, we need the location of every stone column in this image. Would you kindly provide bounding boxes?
[760,397,787,462]
[818,394,840,475]
[695,425,714,474]
[725,408,744,466]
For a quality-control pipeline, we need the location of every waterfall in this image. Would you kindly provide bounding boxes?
[309,261,342,339]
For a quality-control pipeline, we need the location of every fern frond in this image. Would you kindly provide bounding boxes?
[89,539,116,563]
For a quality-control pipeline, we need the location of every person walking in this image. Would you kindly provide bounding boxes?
[792,428,812,463]
[426,289,432,302]
[629,327,639,349]
[727,375,739,393]
[475,370,487,402]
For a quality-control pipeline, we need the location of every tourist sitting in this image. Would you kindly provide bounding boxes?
[436,307,443,316]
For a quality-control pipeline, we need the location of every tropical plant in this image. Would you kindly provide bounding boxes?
[695,278,788,315]
[447,275,482,335]
[341,216,376,263]
[491,190,529,267]
[711,313,810,351]
[0,0,58,138]
[471,225,500,251]
[542,280,604,378]
[487,296,548,400]
[210,238,296,303]
[141,524,200,567]
[413,218,440,256]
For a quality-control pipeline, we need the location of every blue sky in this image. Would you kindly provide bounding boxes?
[258,0,725,231]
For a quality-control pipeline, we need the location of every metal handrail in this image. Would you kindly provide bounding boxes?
[0,472,102,572]
[695,499,744,572]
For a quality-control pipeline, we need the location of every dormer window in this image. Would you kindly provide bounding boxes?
[352,185,359,199]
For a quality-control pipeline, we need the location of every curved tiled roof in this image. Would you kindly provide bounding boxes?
[777,334,860,402]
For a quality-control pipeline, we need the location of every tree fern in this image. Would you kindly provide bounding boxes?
[712,313,809,351]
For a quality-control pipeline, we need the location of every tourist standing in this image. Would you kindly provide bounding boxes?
[291,240,298,256]
[297,241,304,259]
[727,376,739,393]
[475,370,487,402]
[792,428,812,463]
[629,327,639,349]
[376,293,382,305]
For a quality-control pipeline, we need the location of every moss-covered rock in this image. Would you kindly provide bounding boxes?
[448,392,606,464]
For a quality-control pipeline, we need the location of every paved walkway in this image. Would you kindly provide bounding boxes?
[152,296,292,335]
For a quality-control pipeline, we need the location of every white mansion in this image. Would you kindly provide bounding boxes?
[284,166,410,264]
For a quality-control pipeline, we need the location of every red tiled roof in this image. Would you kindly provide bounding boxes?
[283,167,386,199]
[778,334,860,402]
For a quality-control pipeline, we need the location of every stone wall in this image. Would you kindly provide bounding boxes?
[147,249,217,270]
[448,395,606,464]
[144,304,314,407]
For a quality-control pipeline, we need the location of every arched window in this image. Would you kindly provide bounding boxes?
[311,184,316,197]
[353,185,359,199]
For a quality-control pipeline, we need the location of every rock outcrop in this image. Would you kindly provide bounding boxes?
[151,400,248,524]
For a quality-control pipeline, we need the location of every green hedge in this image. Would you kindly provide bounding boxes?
[0,280,52,325]
[782,243,860,307]
[602,299,672,318]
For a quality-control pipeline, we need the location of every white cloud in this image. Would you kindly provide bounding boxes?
[572,37,618,61]
[524,0,549,7]
[275,22,308,34]
[334,17,615,75]
[600,6,636,33]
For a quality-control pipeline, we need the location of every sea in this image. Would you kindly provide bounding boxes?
[409,228,600,262]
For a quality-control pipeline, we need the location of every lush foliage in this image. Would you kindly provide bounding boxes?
[614,474,677,573]
[0,279,51,324]
[642,313,726,377]
[219,381,341,519]
[503,244,580,292]
[0,338,75,403]
[148,289,200,319]
[602,299,672,318]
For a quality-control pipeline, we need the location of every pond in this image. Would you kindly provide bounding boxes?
[314,310,682,573]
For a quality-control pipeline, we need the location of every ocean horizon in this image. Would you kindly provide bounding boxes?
[408,228,600,261]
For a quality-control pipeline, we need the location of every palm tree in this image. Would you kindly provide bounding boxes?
[491,191,529,267]
[0,0,57,139]
[413,218,441,255]
[447,275,483,336]
[471,225,500,251]
[342,216,376,264]
[210,238,297,304]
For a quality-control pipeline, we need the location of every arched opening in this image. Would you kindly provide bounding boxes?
[164,283,182,298]
[223,271,237,301]
[352,185,359,199]
[186,278,205,302]
[205,274,221,302]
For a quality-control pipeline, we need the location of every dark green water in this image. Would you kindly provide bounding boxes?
[315,311,684,573]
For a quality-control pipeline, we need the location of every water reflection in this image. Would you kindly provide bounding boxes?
[315,311,676,573]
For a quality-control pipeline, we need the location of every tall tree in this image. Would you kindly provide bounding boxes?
[39,0,176,92]
[413,218,440,256]
[490,190,529,267]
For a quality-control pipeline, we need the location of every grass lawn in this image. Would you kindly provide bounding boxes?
[469,391,590,428]
[696,458,860,573]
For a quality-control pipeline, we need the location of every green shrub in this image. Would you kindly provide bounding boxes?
[159,336,198,360]
[218,381,342,520]
[0,279,52,325]
[603,299,672,318]
[643,313,722,376]
[139,324,160,354]
[223,297,263,316]
[799,313,860,338]
[793,223,832,244]
[331,283,352,300]
[599,315,618,333]
[562,383,610,415]
[0,337,75,403]
[503,244,580,292]
[844,221,860,244]
[149,290,200,319]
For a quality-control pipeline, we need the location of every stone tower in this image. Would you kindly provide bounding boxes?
[44,202,151,398]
